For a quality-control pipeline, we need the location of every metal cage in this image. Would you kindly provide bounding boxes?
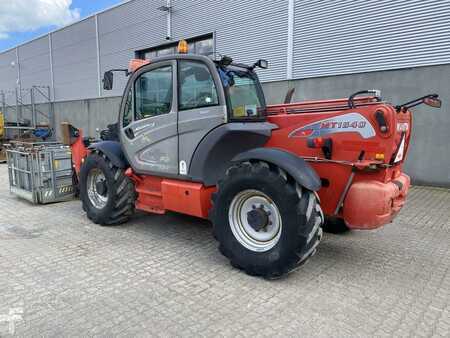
[6,141,74,204]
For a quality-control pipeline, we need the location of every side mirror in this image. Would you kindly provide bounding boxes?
[424,96,442,108]
[255,59,269,69]
[103,71,114,90]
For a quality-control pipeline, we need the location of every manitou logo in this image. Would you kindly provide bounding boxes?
[289,113,376,139]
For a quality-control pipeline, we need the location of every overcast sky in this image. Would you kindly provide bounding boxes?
[0,0,123,52]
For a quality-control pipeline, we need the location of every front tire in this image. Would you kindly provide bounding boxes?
[79,151,136,225]
[210,161,323,278]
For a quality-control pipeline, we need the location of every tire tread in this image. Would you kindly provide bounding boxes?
[211,161,323,278]
[80,151,136,226]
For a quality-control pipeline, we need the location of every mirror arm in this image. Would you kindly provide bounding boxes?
[395,94,439,113]
[109,68,131,76]
[249,60,261,71]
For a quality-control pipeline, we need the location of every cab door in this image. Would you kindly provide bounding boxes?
[177,59,226,175]
[119,60,178,175]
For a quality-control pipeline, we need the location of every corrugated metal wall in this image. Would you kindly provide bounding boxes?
[293,0,450,78]
[51,17,98,101]
[98,0,168,97]
[0,49,19,106]
[171,0,288,83]
[97,0,287,97]
[1,0,450,102]
[17,36,51,102]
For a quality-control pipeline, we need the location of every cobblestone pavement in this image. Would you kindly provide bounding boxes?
[0,164,449,337]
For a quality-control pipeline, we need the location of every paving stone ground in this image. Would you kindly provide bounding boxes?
[0,164,448,337]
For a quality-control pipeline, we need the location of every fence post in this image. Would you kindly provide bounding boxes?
[48,86,55,139]
[31,86,36,128]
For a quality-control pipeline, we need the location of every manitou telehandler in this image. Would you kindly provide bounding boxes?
[70,41,441,278]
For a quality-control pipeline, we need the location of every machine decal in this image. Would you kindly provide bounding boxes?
[393,133,406,163]
[179,160,187,175]
[289,113,376,139]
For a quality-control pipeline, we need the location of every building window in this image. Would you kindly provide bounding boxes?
[188,38,214,56]
[136,34,214,59]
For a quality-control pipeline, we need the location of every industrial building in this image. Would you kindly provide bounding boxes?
[0,0,449,186]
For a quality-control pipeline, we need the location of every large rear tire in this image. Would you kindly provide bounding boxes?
[210,161,323,279]
[79,151,136,225]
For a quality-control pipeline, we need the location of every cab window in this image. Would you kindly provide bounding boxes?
[218,68,265,120]
[135,65,172,120]
[179,61,219,110]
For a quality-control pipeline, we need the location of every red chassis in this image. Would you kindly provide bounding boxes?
[72,96,411,230]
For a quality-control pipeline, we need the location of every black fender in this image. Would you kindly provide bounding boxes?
[189,122,277,186]
[88,141,129,169]
[232,147,321,191]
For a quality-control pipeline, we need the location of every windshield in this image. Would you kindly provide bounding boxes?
[218,67,266,120]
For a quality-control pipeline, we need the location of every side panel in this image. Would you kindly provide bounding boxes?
[266,100,410,217]
[161,180,216,219]
[124,112,178,174]
[125,169,215,219]
[178,106,226,174]
[189,122,277,186]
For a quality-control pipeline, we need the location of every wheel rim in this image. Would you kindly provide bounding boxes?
[228,189,282,252]
[86,168,108,209]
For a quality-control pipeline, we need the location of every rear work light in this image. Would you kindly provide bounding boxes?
[307,137,325,148]
[375,153,385,161]
[307,137,333,160]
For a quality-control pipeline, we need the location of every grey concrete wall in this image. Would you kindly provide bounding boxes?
[26,97,122,139]
[23,64,449,187]
[52,97,122,138]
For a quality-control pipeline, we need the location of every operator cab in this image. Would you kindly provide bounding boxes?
[100,40,271,179]
[102,41,268,124]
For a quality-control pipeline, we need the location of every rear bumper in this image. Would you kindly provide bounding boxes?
[342,173,410,230]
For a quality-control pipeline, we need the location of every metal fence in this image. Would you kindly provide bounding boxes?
[0,86,55,140]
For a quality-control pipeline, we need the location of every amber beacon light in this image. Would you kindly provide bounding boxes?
[177,39,189,54]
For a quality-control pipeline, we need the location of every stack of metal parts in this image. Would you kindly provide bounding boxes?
[6,141,74,204]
